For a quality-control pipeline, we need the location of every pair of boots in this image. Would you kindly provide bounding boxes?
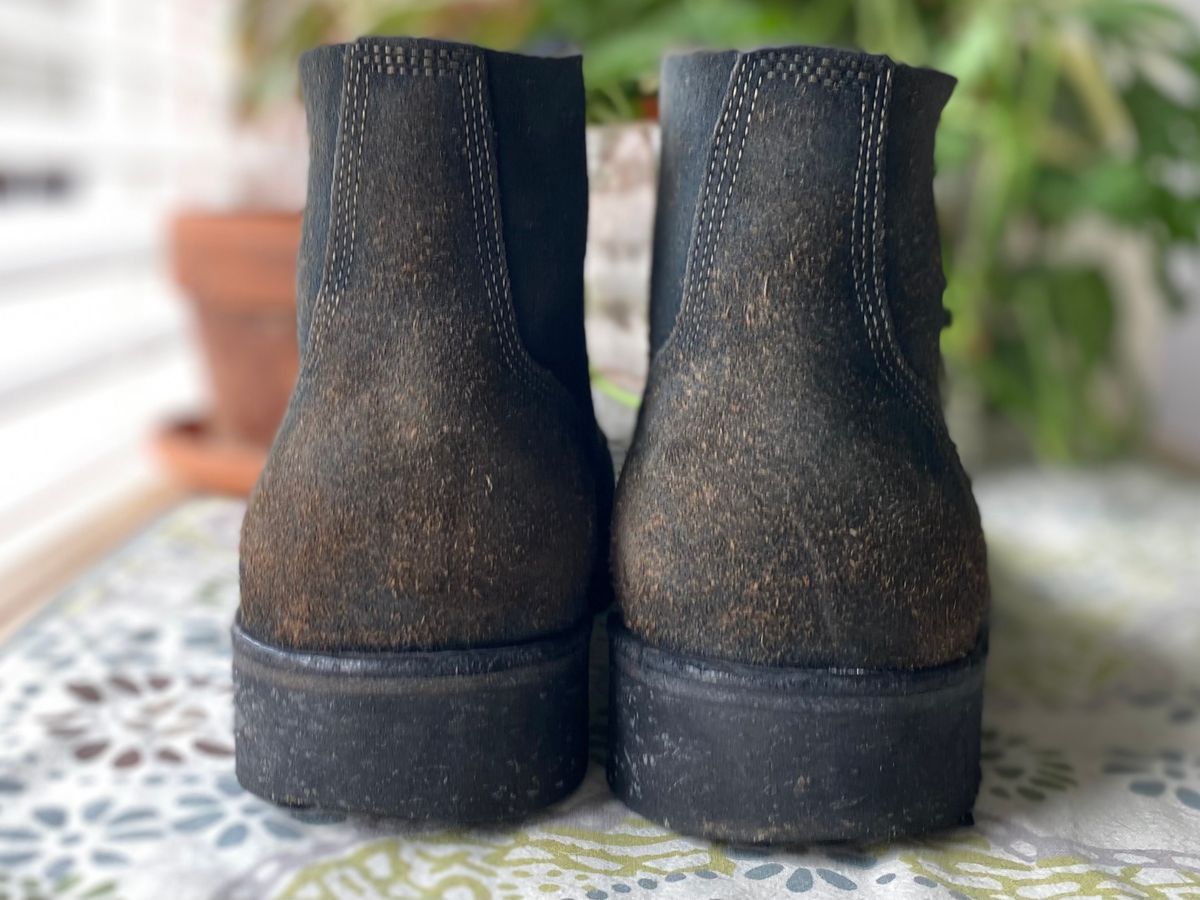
[233,37,989,845]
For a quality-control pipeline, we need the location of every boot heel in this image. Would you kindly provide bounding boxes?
[233,617,590,823]
[607,618,986,843]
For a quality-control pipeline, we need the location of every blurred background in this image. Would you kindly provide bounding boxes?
[2,0,1199,628]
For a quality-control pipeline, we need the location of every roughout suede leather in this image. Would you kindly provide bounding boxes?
[615,46,989,670]
[240,37,611,652]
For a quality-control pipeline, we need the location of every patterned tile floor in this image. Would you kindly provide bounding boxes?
[1,466,1199,898]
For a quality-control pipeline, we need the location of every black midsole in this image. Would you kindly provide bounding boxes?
[607,617,987,844]
[233,618,591,823]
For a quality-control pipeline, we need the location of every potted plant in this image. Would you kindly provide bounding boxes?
[160,211,303,495]
[156,27,314,497]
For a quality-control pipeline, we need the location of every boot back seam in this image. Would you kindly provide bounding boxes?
[298,38,604,423]
[307,44,370,365]
[854,64,946,435]
[674,55,765,358]
[460,53,546,397]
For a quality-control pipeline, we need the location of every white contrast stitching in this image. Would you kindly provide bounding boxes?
[335,55,369,306]
[870,66,939,420]
[859,70,910,413]
[657,49,945,436]
[664,52,877,362]
[311,54,356,358]
[302,42,553,398]
[858,71,897,397]
[305,49,353,360]
[864,71,900,397]
[330,50,368,355]
[459,65,514,378]
[309,45,367,364]
[458,55,547,395]
[472,54,536,391]
[681,63,747,335]
[682,63,765,356]
[861,66,941,431]
[850,64,875,387]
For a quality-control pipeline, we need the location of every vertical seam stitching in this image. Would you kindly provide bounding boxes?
[472,53,539,394]
[864,66,941,430]
[680,58,765,357]
[301,43,558,402]
[678,61,748,351]
[690,66,765,355]
[460,64,513,378]
[467,58,513,372]
[310,48,358,360]
[851,66,872,385]
[680,62,749,356]
[303,45,356,362]
[311,46,369,364]
[855,70,903,409]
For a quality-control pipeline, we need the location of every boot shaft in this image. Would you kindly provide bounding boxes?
[295,38,593,412]
[650,48,954,402]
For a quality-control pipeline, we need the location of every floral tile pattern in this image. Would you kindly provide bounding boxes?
[1,465,1199,898]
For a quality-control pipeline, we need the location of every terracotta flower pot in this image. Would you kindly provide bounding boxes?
[159,212,301,495]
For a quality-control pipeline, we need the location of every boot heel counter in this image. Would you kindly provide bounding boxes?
[841,443,989,667]
[240,379,598,651]
[613,405,987,670]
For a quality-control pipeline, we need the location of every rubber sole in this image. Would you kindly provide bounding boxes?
[607,619,986,844]
[232,618,590,823]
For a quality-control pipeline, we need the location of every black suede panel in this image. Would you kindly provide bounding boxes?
[615,47,988,670]
[240,38,611,652]
[486,51,593,414]
[649,51,738,355]
[296,44,347,349]
[883,63,955,395]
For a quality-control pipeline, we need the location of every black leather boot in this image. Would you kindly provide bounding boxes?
[234,37,612,823]
[610,47,988,843]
